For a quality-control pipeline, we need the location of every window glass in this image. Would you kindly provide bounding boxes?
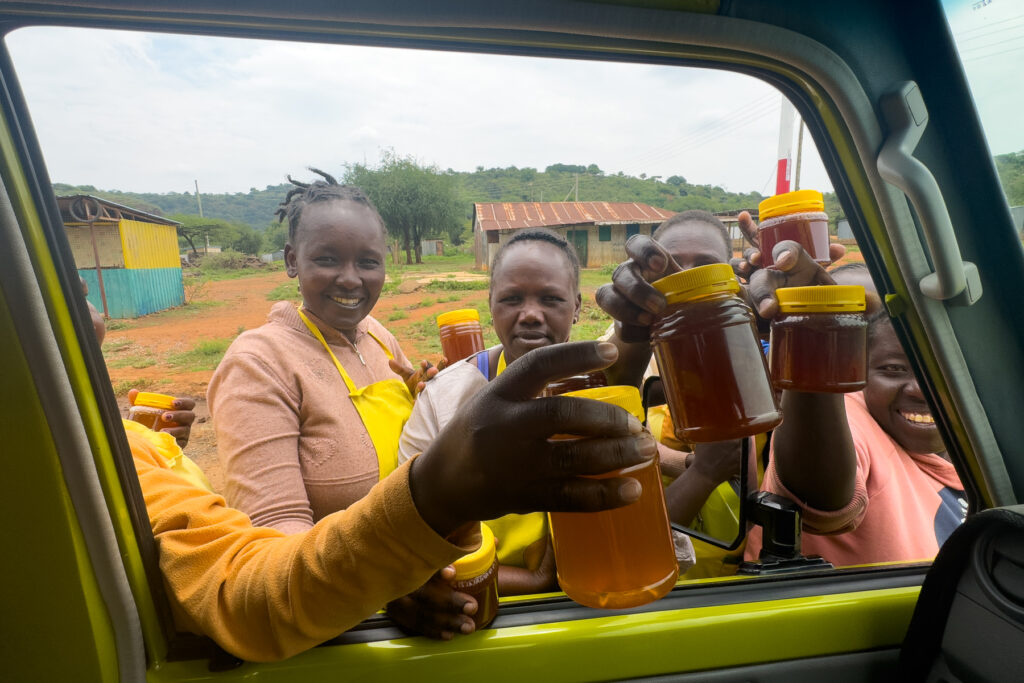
[5,24,949,626]
[943,0,1024,244]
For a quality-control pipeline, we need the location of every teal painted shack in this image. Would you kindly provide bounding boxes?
[60,195,184,318]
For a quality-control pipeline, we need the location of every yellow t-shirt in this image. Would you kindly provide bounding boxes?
[648,404,766,579]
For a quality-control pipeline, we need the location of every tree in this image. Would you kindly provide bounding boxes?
[345,150,463,264]
[230,224,263,255]
[170,214,243,254]
[261,221,289,253]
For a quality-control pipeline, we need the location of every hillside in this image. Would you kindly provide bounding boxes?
[53,165,775,234]
[54,151,1023,236]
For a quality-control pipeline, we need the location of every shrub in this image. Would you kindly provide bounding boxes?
[202,249,250,270]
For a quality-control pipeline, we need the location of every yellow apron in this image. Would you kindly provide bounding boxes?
[297,308,414,480]
[485,350,550,569]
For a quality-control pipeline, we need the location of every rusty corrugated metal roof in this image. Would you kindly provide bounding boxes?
[474,202,676,232]
[56,195,180,227]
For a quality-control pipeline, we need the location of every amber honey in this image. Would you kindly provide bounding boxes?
[549,458,678,609]
[542,371,607,397]
[651,265,782,443]
[546,385,678,609]
[770,285,867,393]
[437,309,485,363]
[757,190,830,268]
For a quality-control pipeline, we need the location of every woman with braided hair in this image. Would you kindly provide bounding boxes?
[209,168,437,535]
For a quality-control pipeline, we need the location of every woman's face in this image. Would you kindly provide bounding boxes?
[284,200,386,337]
[489,241,581,363]
[657,221,731,271]
[863,322,944,455]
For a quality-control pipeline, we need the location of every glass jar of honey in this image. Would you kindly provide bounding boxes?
[542,371,607,397]
[650,264,782,443]
[757,189,831,268]
[770,285,868,393]
[437,309,486,363]
[548,385,678,609]
[451,523,499,629]
[127,392,177,430]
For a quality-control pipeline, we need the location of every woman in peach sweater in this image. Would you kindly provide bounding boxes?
[208,170,433,534]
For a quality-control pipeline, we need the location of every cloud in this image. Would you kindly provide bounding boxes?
[6,26,847,194]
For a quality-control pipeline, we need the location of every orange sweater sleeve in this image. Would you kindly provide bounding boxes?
[129,430,471,662]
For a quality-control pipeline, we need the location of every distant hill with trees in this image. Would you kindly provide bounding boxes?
[51,150,1024,252]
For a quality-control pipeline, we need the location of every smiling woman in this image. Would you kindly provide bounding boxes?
[207,171,422,535]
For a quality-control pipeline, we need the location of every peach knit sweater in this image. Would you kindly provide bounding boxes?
[208,301,410,534]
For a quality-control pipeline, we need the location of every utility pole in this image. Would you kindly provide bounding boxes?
[775,96,796,195]
[794,119,805,191]
[565,173,580,202]
[194,179,204,217]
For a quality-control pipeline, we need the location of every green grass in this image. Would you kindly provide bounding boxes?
[132,300,227,324]
[424,279,489,292]
[105,319,131,331]
[106,351,158,369]
[267,281,301,301]
[387,310,409,321]
[111,379,150,396]
[188,260,286,282]
[579,268,611,296]
[388,252,475,275]
[167,338,233,371]
[102,338,133,353]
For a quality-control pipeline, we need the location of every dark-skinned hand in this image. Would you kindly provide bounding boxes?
[390,358,445,396]
[409,341,656,538]
[385,565,477,640]
[730,210,846,285]
[746,239,880,319]
[594,234,682,343]
[128,388,197,449]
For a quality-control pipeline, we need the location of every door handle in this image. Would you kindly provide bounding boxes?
[877,81,982,305]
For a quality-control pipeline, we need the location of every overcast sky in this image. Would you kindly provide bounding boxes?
[4,1,1019,197]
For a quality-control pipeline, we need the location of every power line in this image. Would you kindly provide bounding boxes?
[953,12,1024,37]
[617,92,778,172]
[963,42,1024,61]
[625,98,781,172]
[620,99,780,175]
[958,34,1024,54]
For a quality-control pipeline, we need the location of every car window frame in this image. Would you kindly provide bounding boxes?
[0,0,1016,675]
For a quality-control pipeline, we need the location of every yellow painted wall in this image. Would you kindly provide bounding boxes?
[119,220,180,269]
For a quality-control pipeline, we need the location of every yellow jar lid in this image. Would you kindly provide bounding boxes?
[758,189,825,221]
[776,285,866,313]
[133,392,176,410]
[561,385,644,423]
[436,308,480,328]
[453,523,496,580]
[652,263,740,305]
